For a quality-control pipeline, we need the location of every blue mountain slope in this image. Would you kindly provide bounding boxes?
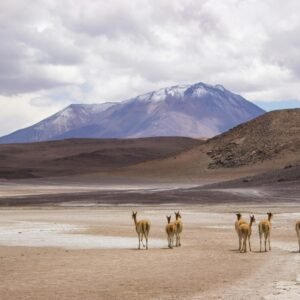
[0,82,265,143]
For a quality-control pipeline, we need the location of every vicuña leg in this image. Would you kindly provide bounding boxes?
[248,236,251,252]
[138,233,141,249]
[259,228,262,252]
[298,230,300,253]
[264,232,268,252]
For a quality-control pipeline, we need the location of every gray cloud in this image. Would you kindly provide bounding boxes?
[0,0,84,95]
[0,0,300,135]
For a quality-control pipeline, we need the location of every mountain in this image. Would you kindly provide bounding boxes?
[0,82,265,144]
[0,103,116,144]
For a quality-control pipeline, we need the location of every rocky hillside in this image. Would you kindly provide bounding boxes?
[206,109,300,168]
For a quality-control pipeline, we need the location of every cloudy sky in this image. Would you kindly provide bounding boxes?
[0,0,299,136]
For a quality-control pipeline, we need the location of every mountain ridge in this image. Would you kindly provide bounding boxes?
[0,82,265,144]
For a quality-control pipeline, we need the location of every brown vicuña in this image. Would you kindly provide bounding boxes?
[296,220,300,253]
[239,215,256,253]
[165,216,176,249]
[259,212,273,252]
[174,211,183,247]
[235,213,247,251]
[132,211,151,250]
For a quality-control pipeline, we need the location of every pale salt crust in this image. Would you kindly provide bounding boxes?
[0,221,166,250]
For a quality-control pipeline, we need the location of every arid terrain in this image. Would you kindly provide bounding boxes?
[0,109,299,299]
[0,137,203,179]
[0,201,299,299]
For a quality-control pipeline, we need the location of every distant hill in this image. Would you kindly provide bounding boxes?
[0,82,264,144]
[0,137,202,179]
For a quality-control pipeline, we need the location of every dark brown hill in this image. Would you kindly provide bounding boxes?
[0,137,202,179]
[206,109,300,168]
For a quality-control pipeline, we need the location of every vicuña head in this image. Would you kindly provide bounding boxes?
[267,212,273,221]
[166,215,172,224]
[236,213,242,221]
[132,211,138,220]
[175,211,181,220]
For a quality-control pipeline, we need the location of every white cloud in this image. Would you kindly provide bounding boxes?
[0,94,63,136]
[0,0,300,135]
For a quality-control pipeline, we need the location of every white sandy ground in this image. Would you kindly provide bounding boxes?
[0,182,198,198]
[0,221,165,249]
[0,206,299,299]
[212,188,270,197]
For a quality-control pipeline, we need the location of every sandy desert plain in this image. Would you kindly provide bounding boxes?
[0,179,299,300]
[0,111,300,299]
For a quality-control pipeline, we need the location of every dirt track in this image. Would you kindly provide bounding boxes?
[0,203,299,299]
